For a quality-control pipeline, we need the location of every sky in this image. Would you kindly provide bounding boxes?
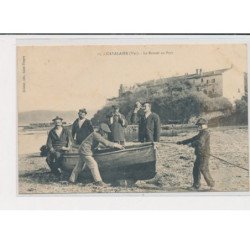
[17,44,247,114]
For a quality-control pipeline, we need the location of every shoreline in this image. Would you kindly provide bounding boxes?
[18,126,249,194]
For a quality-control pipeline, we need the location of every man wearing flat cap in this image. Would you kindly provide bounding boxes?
[46,116,72,176]
[69,123,124,186]
[107,105,127,145]
[72,108,94,145]
[177,118,215,190]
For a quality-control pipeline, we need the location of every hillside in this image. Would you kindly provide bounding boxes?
[91,79,248,126]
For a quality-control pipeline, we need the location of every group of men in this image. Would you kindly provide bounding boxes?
[45,101,214,190]
[106,101,161,144]
[46,109,122,187]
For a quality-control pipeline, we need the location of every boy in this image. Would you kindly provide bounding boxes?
[177,118,215,190]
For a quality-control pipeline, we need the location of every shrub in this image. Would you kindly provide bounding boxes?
[235,95,248,124]
[91,82,233,125]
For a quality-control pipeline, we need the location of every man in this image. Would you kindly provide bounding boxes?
[72,108,94,145]
[107,105,127,145]
[131,101,161,142]
[69,123,124,186]
[177,118,215,190]
[46,116,72,176]
[130,101,144,142]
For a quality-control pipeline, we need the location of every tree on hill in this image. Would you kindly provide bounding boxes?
[91,80,233,125]
[235,94,248,124]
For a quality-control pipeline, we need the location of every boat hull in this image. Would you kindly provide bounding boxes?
[61,142,157,182]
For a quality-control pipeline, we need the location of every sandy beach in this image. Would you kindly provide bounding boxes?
[18,126,249,194]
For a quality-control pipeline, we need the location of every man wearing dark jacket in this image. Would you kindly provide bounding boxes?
[72,108,94,145]
[131,102,161,142]
[46,116,72,175]
[177,118,215,190]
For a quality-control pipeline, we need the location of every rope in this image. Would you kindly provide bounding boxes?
[209,154,249,172]
[158,141,249,172]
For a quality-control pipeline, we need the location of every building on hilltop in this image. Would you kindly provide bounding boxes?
[187,66,246,103]
[118,66,247,103]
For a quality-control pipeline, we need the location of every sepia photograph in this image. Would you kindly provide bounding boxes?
[17,43,249,194]
[1,3,250,250]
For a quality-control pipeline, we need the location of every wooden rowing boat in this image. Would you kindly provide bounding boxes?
[61,142,157,183]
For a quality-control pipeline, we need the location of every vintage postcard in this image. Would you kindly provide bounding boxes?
[17,42,249,194]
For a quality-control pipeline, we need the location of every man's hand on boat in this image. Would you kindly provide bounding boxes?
[113,143,125,150]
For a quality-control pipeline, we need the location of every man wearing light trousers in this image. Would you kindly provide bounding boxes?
[69,123,124,186]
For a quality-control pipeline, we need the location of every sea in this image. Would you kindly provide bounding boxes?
[18,130,48,155]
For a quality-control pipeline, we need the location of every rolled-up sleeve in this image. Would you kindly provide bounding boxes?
[93,132,115,148]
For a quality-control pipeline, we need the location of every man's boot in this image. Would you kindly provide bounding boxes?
[189,183,200,191]
[94,181,110,187]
